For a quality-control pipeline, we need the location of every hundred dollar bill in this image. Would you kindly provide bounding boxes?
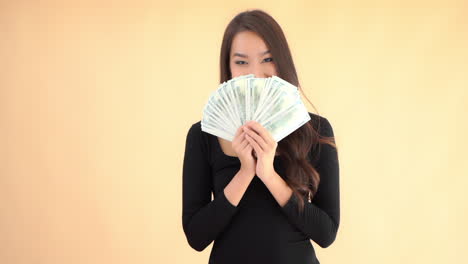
[251,77,274,121]
[256,77,301,125]
[247,77,269,122]
[201,122,234,141]
[229,76,249,125]
[204,89,237,132]
[252,77,284,123]
[260,101,311,142]
[217,81,242,128]
[221,81,242,127]
[201,74,310,142]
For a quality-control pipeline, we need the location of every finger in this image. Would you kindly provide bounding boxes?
[242,142,253,154]
[247,121,273,143]
[245,133,262,156]
[246,121,274,145]
[239,133,250,150]
[243,126,267,151]
[241,143,252,154]
[232,126,245,144]
[235,125,244,138]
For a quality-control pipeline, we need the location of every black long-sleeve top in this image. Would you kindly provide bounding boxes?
[182,112,340,264]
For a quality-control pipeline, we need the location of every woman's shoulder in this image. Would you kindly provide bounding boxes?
[307,111,328,123]
[307,112,335,137]
[185,120,213,159]
[187,120,213,144]
[189,120,202,130]
[187,120,206,140]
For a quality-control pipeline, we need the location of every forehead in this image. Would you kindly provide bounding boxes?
[230,31,269,55]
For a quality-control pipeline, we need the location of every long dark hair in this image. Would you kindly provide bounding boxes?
[219,9,337,213]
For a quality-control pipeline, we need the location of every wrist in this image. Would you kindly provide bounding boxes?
[239,166,255,178]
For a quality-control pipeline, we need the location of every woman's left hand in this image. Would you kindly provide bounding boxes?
[243,120,278,182]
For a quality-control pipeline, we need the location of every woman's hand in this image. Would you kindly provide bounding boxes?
[232,125,256,176]
[243,121,278,181]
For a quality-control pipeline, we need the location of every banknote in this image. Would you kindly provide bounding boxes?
[201,74,310,142]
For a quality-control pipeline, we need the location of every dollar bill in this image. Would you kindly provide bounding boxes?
[201,74,310,142]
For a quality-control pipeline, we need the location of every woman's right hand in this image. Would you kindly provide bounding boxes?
[232,125,256,175]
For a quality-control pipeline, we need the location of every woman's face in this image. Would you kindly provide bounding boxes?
[229,31,278,78]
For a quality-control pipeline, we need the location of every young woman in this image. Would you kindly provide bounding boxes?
[182,9,340,264]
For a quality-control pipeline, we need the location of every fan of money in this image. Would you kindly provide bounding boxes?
[201,74,311,142]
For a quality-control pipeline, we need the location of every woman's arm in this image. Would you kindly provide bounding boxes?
[278,117,340,248]
[182,122,254,252]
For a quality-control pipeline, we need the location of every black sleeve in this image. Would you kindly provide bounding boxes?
[280,117,340,248]
[182,122,240,252]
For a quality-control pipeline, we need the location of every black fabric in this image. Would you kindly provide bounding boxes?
[182,112,340,264]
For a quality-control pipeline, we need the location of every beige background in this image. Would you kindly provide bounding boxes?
[1,0,467,263]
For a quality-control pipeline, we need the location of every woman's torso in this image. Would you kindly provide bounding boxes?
[207,135,319,264]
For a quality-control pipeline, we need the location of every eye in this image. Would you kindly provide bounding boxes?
[235,60,247,65]
[263,57,274,63]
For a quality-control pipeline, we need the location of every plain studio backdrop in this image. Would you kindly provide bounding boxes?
[1,1,467,263]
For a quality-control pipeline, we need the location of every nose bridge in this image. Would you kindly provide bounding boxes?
[251,61,266,78]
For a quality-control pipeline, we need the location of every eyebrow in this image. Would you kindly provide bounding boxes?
[232,50,270,58]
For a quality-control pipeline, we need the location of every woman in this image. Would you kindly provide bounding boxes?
[182,9,340,264]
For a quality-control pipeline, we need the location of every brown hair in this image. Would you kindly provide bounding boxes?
[219,9,337,213]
